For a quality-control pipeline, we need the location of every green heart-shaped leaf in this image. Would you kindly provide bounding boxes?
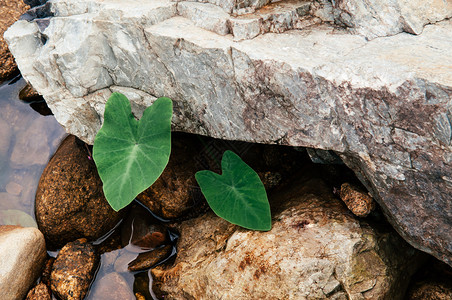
[93,92,172,211]
[195,150,271,231]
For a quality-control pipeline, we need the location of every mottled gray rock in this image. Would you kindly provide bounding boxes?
[152,176,422,299]
[173,0,273,14]
[4,0,452,266]
[334,0,452,39]
[0,225,47,300]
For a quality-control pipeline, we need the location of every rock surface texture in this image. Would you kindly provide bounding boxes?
[35,135,123,248]
[26,282,51,300]
[51,238,100,300]
[0,0,29,81]
[4,0,452,265]
[152,176,422,299]
[0,225,47,300]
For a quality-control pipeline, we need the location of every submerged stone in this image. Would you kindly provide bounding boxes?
[86,272,134,300]
[128,245,173,272]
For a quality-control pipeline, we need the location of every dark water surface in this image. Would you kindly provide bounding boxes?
[0,77,160,299]
[0,77,66,226]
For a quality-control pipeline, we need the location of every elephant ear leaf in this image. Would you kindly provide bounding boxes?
[195,150,271,231]
[93,92,172,211]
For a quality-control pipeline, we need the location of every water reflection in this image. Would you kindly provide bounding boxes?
[0,76,67,225]
[0,78,174,299]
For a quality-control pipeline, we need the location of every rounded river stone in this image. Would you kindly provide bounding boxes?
[35,135,124,248]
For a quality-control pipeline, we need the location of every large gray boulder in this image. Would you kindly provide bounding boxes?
[4,0,452,266]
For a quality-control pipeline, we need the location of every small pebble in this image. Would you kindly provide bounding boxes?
[6,181,23,196]
[339,183,375,217]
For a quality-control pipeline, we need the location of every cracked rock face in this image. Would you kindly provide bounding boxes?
[152,177,422,299]
[4,0,452,266]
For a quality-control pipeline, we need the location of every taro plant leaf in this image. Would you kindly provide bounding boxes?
[93,92,172,211]
[195,150,271,231]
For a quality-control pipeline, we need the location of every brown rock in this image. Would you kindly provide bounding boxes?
[35,135,124,248]
[0,1,29,82]
[408,282,452,300]
[40,257,55,289]
[26,282,51,300]
[50,238,99,300]
[120,204,168,250]
[19,82,41,102]
[128,245,173,271]
[135,293,146,300]
[339,182,375,217]
[406,258,452,300]
[136,133,205,219]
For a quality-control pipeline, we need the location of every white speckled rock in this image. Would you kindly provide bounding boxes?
[334,0,452,39]
[152,177,422,299]
[0,225,47,300]
[4,0,452,266]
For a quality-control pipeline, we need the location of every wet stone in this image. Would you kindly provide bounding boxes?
[19,83,41,102]
[5,181,22,196]
[0,117,12,158]
[121,205,168,250]
[86,272,134,300]
[128,245,173,271]
[133,272,153,300]
[35,135,124,248]
[0,192,22,210]
[40,257,55,289]
[114,250,138,274]
[339,182,375,217]
[51,238,100,300]
[26,282,51,300]
[10,116,52,169]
